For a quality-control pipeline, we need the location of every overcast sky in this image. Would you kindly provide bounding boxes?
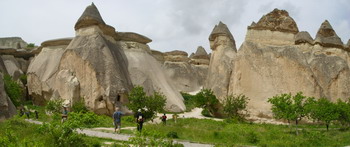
[0,0,349,54]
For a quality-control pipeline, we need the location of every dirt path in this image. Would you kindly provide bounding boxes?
[24,119,213,147]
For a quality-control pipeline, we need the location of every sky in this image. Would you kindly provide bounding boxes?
[0,0,349,54]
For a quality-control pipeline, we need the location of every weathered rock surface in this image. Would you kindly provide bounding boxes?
[151,50,165,64]
[1,55,23,79]
[314,20,344,49]
[190,46,210,86]
[119,40,185,112]
[248,8,299,34]
[295,31,313,45]
[0,73,17,121]
[205,21,236,99]
[0,37,28,49]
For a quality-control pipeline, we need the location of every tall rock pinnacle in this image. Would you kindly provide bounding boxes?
[209,21,235,43]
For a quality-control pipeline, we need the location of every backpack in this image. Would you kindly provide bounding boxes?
[162,115,167,120]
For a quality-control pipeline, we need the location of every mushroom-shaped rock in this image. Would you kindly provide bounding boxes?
[345,39,350,51]
[209,21,235,43]
[191,46,210,60]
[295,31,313,45]
[117,32,152,44]
[74,3,105,30]
[248,8,299,34]
[41,38,73,47]
[314,20,343,49]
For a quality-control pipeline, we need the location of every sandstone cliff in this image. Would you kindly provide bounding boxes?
[118,34,185,112]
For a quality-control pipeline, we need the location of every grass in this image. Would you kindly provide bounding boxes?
[142,118,350,146]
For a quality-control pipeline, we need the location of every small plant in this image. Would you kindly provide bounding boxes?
[45,99,63,114]
[26,43,35,48]
[201,108,212,117]
[166,131,179,138]
[223,94,249,120]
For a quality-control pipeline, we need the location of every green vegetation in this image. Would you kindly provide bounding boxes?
[127,86,166,120]
[223,94,249,120]
[3,74,23,106]
[45,99,63,114]
[193,89,220,117]
[26,43,35,48]
[180,92,196,112]
[143,118,350,146]
[71,99,89,113]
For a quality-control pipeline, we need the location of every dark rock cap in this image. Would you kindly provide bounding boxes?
[41,38,73,47]
[248,8,299,34]
[315,20,343,48]
[295,31,313,45]
[191,46,209,60]
[116,32,152,44]
[74,3,106,30]
[209,21,235,44]
[165,50,188,56]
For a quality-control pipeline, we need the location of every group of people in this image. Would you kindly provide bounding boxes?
[112,107,179,133]
[19,106,39,119]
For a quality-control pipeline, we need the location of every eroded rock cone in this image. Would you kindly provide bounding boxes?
[248,8,299,34]
[209,21,236,51]
[295,31,313,45]
[315,20,343,49]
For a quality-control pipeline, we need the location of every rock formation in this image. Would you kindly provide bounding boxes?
[205,21,236,99]
[118,34,185,112]
[314,20,344,49]
[205,8,350,116]
[1,55,24,79]
[27,3,185,114]
[0,37,28,49]
[295,31,313,45]
[189,46,210,86]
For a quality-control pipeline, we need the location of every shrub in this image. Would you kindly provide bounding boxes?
[3,74,23,106]
[167,131,179,138]
[223,94,249,120]
[336,98,350,128]
[247,131,259,144]
[45,99,63,113]
[26,43,35,48]
[72,100,88,113]
[194,89,219,116]
[201,108,212,117]
[127,86,166,120]
[181,92,196,111]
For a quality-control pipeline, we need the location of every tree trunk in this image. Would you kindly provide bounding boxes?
[295,119,299,136]
[326,123,329,131]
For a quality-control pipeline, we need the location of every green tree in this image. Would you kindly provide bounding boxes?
[223,94,249,120]
[336,98,350,128]
[194,89,219,116]
[127,86,166,120]
[307,98,339,131]
[3,74,23,106]
[268,92,309,135]
[26,43,35,48]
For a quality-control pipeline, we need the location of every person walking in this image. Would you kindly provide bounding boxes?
[61,106,69,123]
[161,113,167,125]
[113,107,123,133]
[172,113,178,123]
[135,109,144,132]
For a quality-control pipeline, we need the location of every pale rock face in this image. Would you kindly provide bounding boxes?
[1,55,23,79]
[245,29,295,46]
[229,41,323,115]
[0,37,28,49]
[189,46,210,86]
[0,73,17,121]
[163,50,201,93]
[151,50,165,64]
[27,45,66,104]
[120,41,185,112]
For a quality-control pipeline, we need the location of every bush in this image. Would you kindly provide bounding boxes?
[181,92,196,111]
[26,43,35,48]
[194,89,219,116]
[167,131,179,138]
[223,94,249,120]
[3,74,23,106]
[72,100,88,113]
[45,99,63,113]
[247,131,259,144]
